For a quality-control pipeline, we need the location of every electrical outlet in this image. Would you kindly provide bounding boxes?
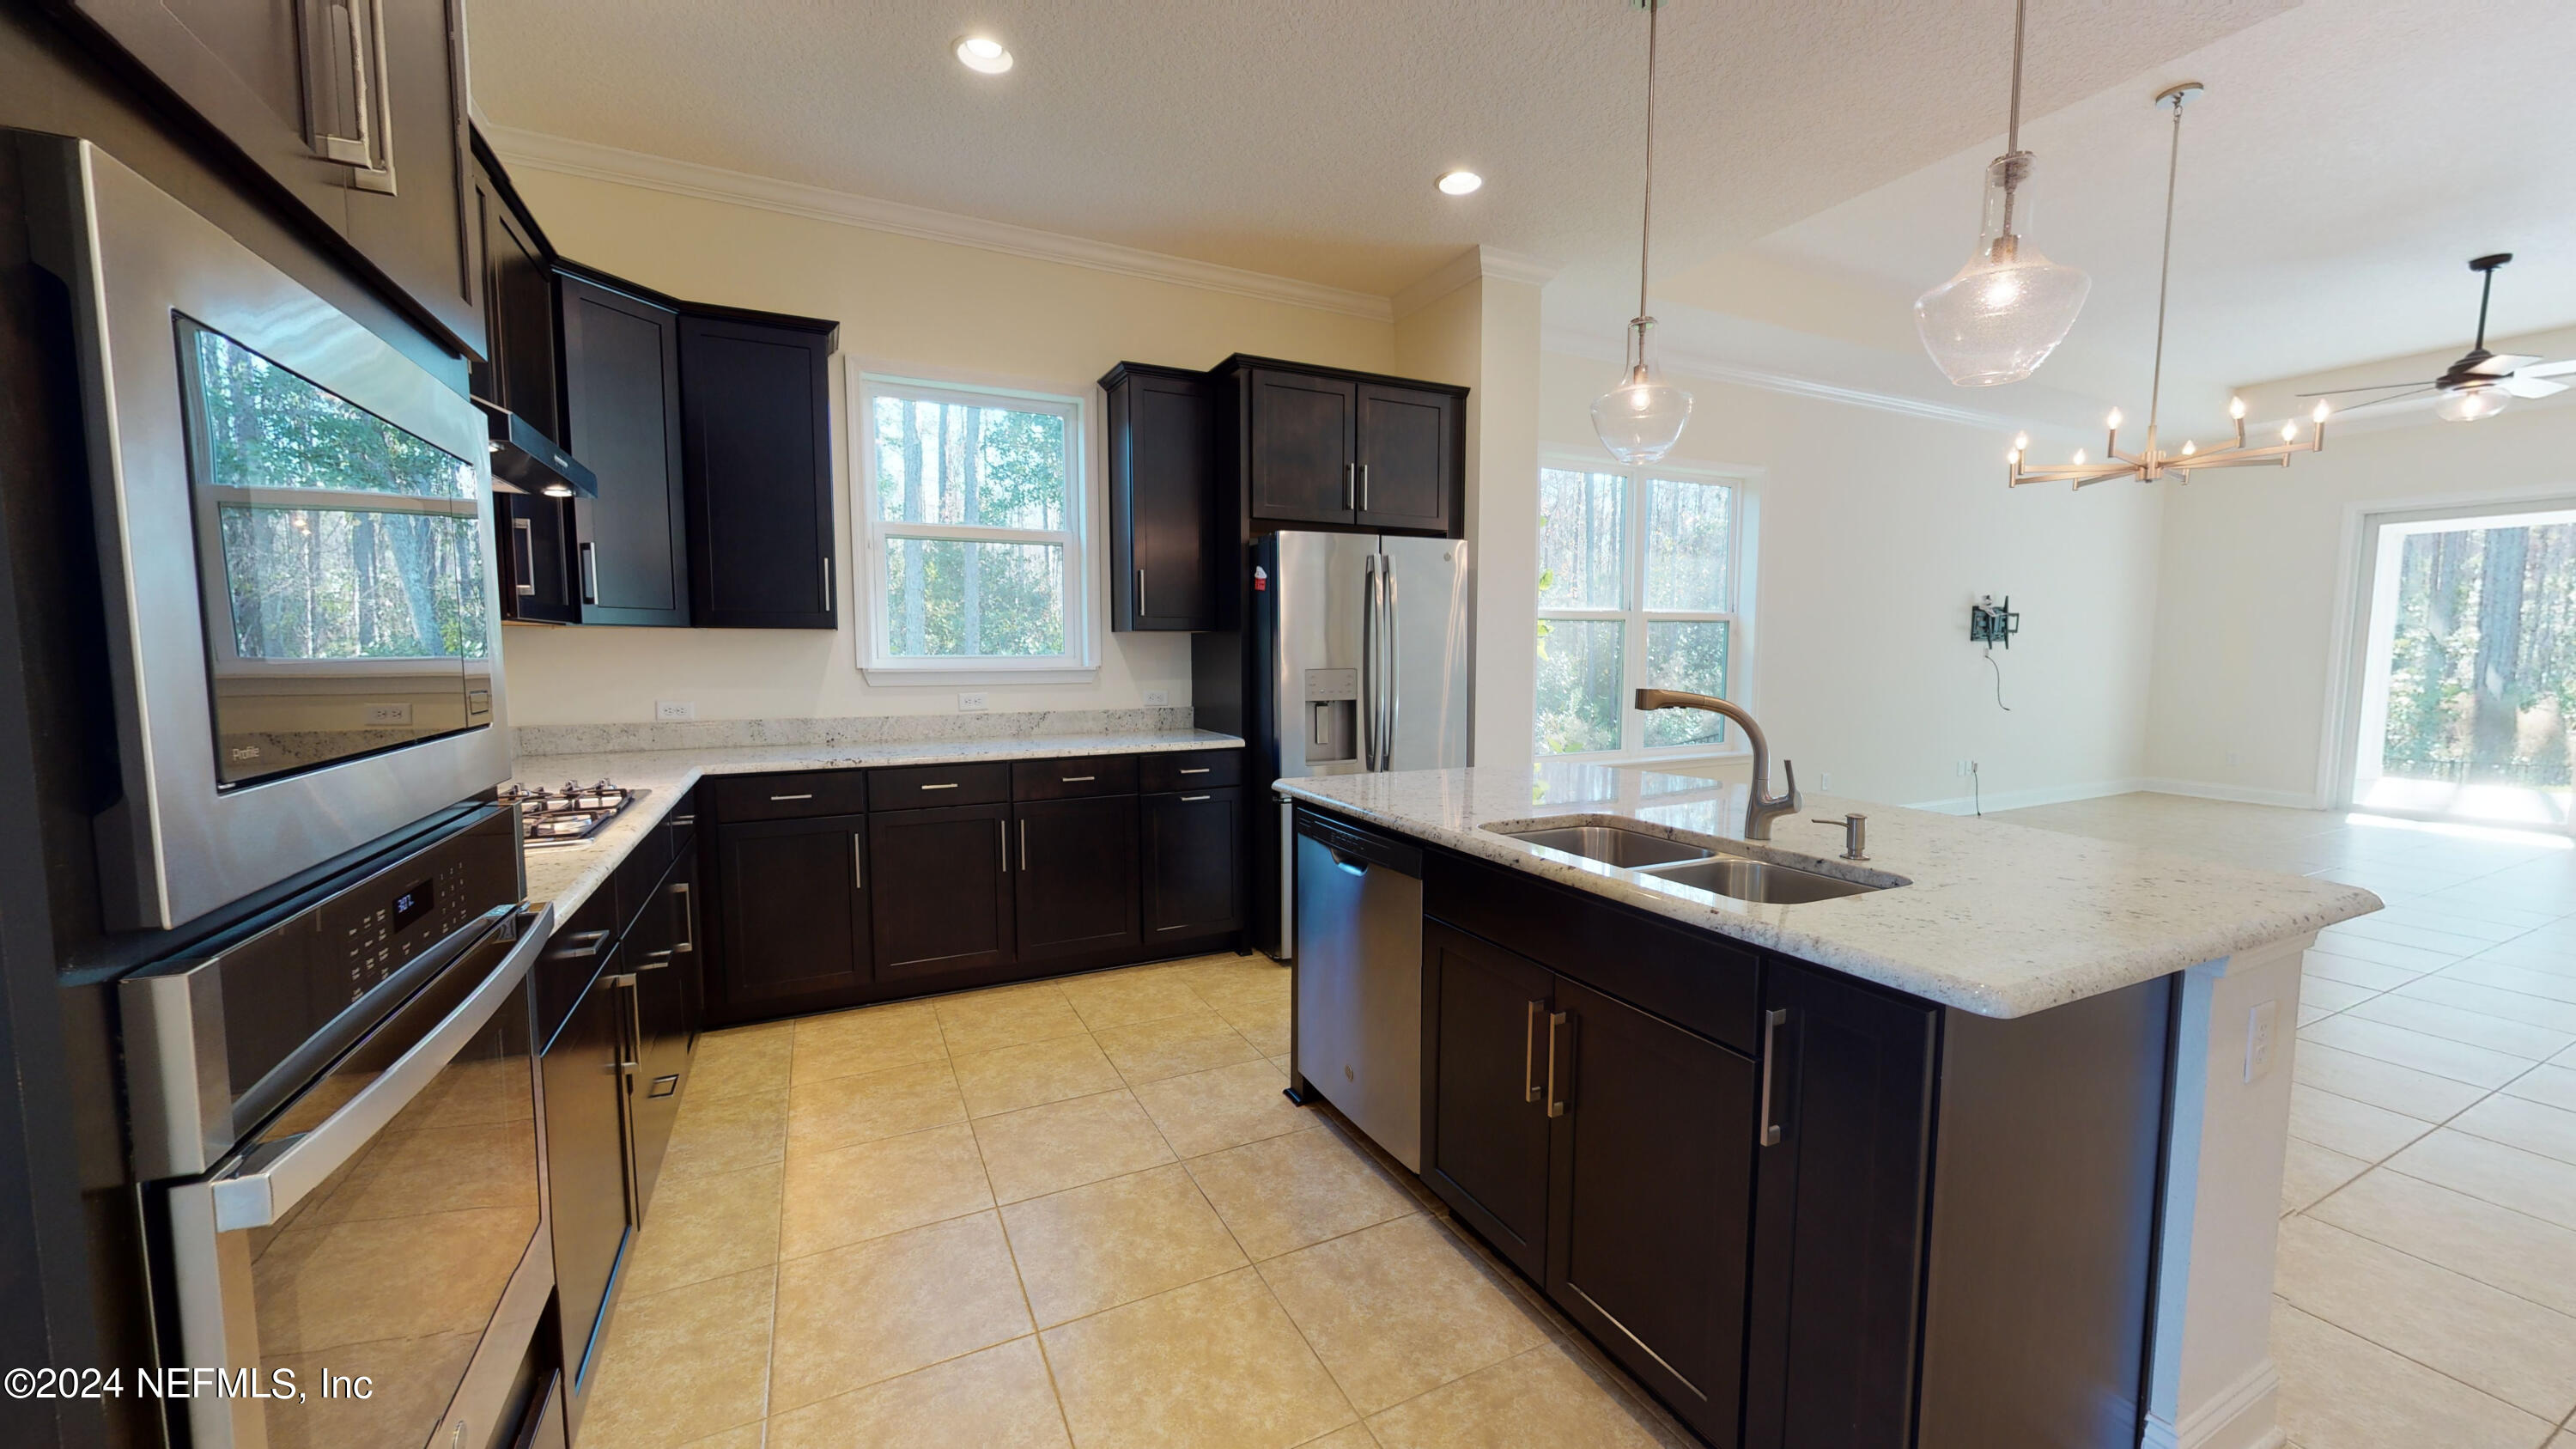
[1143,689,1170,707]
[2245,999,2279,1082]
[1955,759,1971,778]
[1818,770,1833,791]
[2227,750,2242,767]
[958,691,989,712]
[362,702,412,726]
[654,700,696,721]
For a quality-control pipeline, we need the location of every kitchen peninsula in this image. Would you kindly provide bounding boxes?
[1278,762,2380,1449]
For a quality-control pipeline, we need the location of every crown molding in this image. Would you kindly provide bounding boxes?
[1542,324,2032,434]
[483,125,1395,321]
[1392,246,1562,320]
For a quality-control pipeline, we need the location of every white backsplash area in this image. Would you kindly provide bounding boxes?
[513,706,1197,758]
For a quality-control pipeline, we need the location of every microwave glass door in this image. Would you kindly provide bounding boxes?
[179,319,494,788]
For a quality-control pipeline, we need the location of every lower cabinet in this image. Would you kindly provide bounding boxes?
[871,802,1016,980]
[1015,794,1141,961]
[1421,923,1755,1448]
[1143,787,1245,940]
[540,941,635,1428]
[624,849,700,1219]
[714,814,870,1007]
[1743,959,1936,1449]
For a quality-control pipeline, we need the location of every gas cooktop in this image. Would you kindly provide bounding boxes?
[502,780,646,848]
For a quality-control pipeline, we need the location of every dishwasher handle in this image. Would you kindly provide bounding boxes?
[1326,847,1370,878]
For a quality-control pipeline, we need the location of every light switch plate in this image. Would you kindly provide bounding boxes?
[654,700,696,721]
[1143,689,1170,706]
[958,692,989,712]
[2245,999,2279,1082]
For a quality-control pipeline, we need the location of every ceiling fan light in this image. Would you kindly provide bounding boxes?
[2434,385,2511,423]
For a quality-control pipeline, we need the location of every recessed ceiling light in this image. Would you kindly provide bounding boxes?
[955,34,1012,74]
[1437,170,1483,197]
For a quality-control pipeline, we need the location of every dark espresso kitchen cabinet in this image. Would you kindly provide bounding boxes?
[1215,356,1467,533]
[474,146,577,624]
[1103,363,1225,631]
[679,311,840,629]
[1142,786,1245,941]
[1244,368,1355,525]
[870,802,1016,980]
[51,0,483,355]
[562,268,688,626]
[1743,959,1936,1449]
[1421,922,1554,1281]
[1014,794,1140,962]
[541,937,635,1423]
[714,814,870,1008]
[1353,382,1455,533]
[624,849,700,1216]
[1546,977,1757,1447]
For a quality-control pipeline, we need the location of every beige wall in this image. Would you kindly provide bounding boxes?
[496,166,1394,727]
[1538,350,2167,809]
[2143,403,2576,805]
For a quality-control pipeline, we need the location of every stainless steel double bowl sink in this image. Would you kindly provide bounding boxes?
[1492,822,1899,905]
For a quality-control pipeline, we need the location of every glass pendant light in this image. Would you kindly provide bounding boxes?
[1594,0,1692,463]
[1916,0,2091,387]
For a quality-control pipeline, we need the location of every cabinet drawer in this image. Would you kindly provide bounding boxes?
[1012,756,1139,801]
[870,762,1011,810]
[711,771,867,822]
[1140,750,1242,792]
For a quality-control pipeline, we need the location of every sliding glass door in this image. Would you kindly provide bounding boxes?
[2351,502,2576,829]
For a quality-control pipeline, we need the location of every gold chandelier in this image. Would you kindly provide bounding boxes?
[2008,82,2330,490]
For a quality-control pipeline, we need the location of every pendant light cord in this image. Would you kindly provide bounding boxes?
[2145,89,2187,438]
[2006,0,2026,154]
[1995,0,2030,246]
[1635,0,1661,330]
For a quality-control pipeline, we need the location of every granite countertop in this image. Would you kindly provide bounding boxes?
[1277,763,2381,1019]
[517,730,1243,921]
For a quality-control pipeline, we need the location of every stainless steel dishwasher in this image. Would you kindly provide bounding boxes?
[1291,808,1425,1170]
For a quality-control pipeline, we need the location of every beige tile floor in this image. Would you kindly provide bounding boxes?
[576,953,1692,1449]
[2000,793,2576,1449]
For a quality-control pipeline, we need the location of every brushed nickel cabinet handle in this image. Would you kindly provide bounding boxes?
[579,541,597,606]
[511,517,536,596]
[671,881,694,953]
[1019,818,1028,871]
[1546,1011,1571,1119]
[1178,767,1211,775]
[1359,461,1370,512]
[1180,795,1211,802]
[1524,1000,1545,1103]
[1759,1008,1789,1147]
[920,782,960,791]
[769,792,815,802]
[851,833,864,891]
[822,555,833,612]
[999,819,1010,874]
[1061,775,1096,782]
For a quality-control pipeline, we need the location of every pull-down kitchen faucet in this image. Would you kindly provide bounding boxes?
[1633,688,1801,840]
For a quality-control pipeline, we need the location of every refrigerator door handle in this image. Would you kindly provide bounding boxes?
[1360,552,1379,770]
[1382,555,1400,769]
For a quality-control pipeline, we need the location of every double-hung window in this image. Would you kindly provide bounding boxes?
[857,375,1092,680]
[1534,461,1750,757]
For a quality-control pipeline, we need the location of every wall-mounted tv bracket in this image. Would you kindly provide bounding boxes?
[1970,594,2020,648]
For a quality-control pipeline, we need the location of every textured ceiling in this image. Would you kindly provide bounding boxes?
[1732,0,2576,429]
[462,0,2293,300]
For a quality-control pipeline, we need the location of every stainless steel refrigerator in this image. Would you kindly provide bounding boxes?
[1244,530,1473,957]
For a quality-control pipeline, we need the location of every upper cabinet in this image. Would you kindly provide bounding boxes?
[1219,356,1464,536]
[53,0,484,357]
[1103,363,1227,632]
[560,268,688,627]
[678,311,840,629]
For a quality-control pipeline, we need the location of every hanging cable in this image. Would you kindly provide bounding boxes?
[1985,647,2013,710]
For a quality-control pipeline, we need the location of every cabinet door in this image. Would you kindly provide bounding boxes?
[499,493,580,624]
[714,815,867,1008]
[628,854,698,1216]
[338,0,478,354]
[1248,368,1356,525]
[679,315,836,629]
[1545,977,1758,1447]
[1141,788,1243,940]
[1354,383,1455,533]
[1743,959,1938,1449]
[541,952,635,1399]
[563,275,688,625]
[1015,795,1141,962]
[1419,922,1553,1280]
[471,161,559,440]
[869,803,1015,980]
[1110,368,1222,631]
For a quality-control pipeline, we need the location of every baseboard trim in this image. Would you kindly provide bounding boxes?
[2138,778,2325,810]
[1905,777,2148,815]
[2143,1359,2284,1449]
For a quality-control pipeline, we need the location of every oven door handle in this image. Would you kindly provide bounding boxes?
[207,903,555,1233]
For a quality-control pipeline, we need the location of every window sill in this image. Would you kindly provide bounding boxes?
[861,664,1101,686]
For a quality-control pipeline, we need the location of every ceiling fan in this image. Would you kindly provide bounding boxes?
[2302,253,2576,423]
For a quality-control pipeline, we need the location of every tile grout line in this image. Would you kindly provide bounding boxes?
[2269,1287,2572,1435]
[2291,1181,2576,1323]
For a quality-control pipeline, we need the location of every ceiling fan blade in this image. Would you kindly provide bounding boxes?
[2298,380,2436,397]
[2467,352,2543,376]
[2337,387,2439,412]
[2519,358,2576,379]
[2500,374,2570,399]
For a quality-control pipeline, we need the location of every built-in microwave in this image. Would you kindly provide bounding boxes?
[22,132,512,929]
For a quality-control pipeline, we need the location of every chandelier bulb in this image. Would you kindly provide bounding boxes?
[2105,408,2123,430]
[2073,448,2088,466]
[2280,421,2298,441]
[2228,396,2247,421]
[2181,439,2196,455]
[2312,399,2332,423]
[2013,431,2031,453]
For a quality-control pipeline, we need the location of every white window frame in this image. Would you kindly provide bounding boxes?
[1534,454,1759,761]
[853,369,1100,684]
